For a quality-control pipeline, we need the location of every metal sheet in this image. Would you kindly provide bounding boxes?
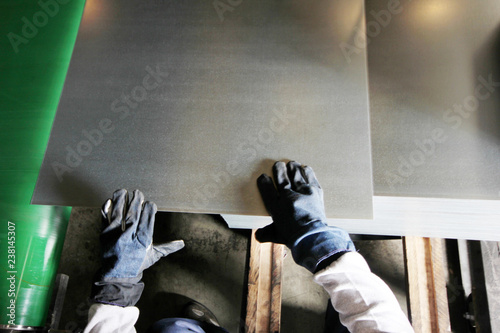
[367,0,500,198]
[224,196,500,241]
[33,0,374,219]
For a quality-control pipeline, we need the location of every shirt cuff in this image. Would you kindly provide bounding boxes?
[290,224,356,273]
[91,278,144,307]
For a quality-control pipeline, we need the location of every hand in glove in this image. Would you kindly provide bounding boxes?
[92,189,184,306]
[256,161,355,273]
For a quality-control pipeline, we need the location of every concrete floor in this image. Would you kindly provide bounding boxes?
[57,208,408,332]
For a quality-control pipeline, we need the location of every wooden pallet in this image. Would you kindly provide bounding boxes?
[245,230,284,333]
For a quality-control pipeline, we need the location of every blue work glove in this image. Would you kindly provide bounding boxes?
[92,189,184,307]
[256,161,355,273]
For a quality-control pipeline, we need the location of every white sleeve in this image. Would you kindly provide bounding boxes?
[313,252,414,333]
[83,303,139,333]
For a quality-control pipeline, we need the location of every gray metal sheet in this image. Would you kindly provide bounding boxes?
[33,0,373,219]
[368,0,500,198]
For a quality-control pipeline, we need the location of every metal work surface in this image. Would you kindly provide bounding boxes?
[367,0,500,198]
[33,0,373,219]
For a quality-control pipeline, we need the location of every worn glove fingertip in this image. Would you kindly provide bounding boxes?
[257,175,279,216]
[155,240,185,256]
[303,165,321,188]
[171,239,185,251]
[143,200,158,214]
[257,173,273,188]
[257,172,270,182]
[255,225,275,243]
[101,199,112,221]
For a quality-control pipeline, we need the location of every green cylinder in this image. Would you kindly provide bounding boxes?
[0,207,70,327]
[0,0,86,327]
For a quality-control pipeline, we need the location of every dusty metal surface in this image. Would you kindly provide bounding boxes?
[33,0,373,219]
[367,0,500,198]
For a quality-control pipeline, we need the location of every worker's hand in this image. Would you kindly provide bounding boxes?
[256,161,326,245]
[100,189,184,279]
[256,161,355,272]
[92,189,184,307]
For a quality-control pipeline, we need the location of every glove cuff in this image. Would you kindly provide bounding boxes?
[91,275,144,307]
[290,222,356,273]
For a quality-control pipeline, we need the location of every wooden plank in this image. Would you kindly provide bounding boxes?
[431,238,451,332]
[257,242,272,332]
[245,230,260,333]
[403,237,451,333]
[270,244,284,332]
[246,230,284,333]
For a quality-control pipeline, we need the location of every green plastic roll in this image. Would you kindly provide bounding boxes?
[0,0,86,327]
